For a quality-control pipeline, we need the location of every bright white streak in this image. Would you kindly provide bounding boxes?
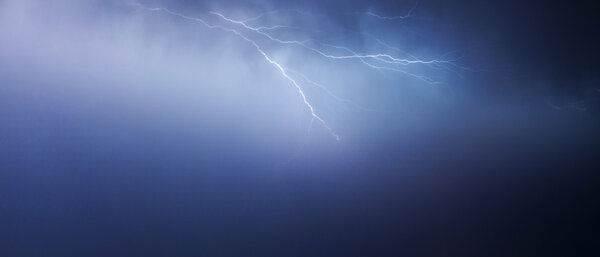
[286,69,377,112]
[135,5,341,141]
[210,11,452,84]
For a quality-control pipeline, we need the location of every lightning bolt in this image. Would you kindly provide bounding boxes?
[130,1,464,141]
[366,0,420,20]
[209,11,461,84]
[132,4,341,141]
[286,69,378,112]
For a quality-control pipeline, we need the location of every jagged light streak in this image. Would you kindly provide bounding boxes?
[210,11,455,84]
[132,1,464,140]
[286,69,377,112]
[214,6,468,78]
[316,42,444,83]
[366,0,419,20]
[373,38,464,77]
[135,4,341,141]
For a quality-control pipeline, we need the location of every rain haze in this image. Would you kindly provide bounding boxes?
[1,0,599,256]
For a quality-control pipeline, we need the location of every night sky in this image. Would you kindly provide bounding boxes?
[1,0,599,256]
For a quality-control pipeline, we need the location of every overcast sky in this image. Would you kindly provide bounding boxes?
[1,0,599,256]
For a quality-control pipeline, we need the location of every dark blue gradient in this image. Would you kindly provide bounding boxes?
[1,0,599,256]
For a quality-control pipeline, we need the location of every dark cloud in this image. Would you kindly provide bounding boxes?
[1,1,599,256]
